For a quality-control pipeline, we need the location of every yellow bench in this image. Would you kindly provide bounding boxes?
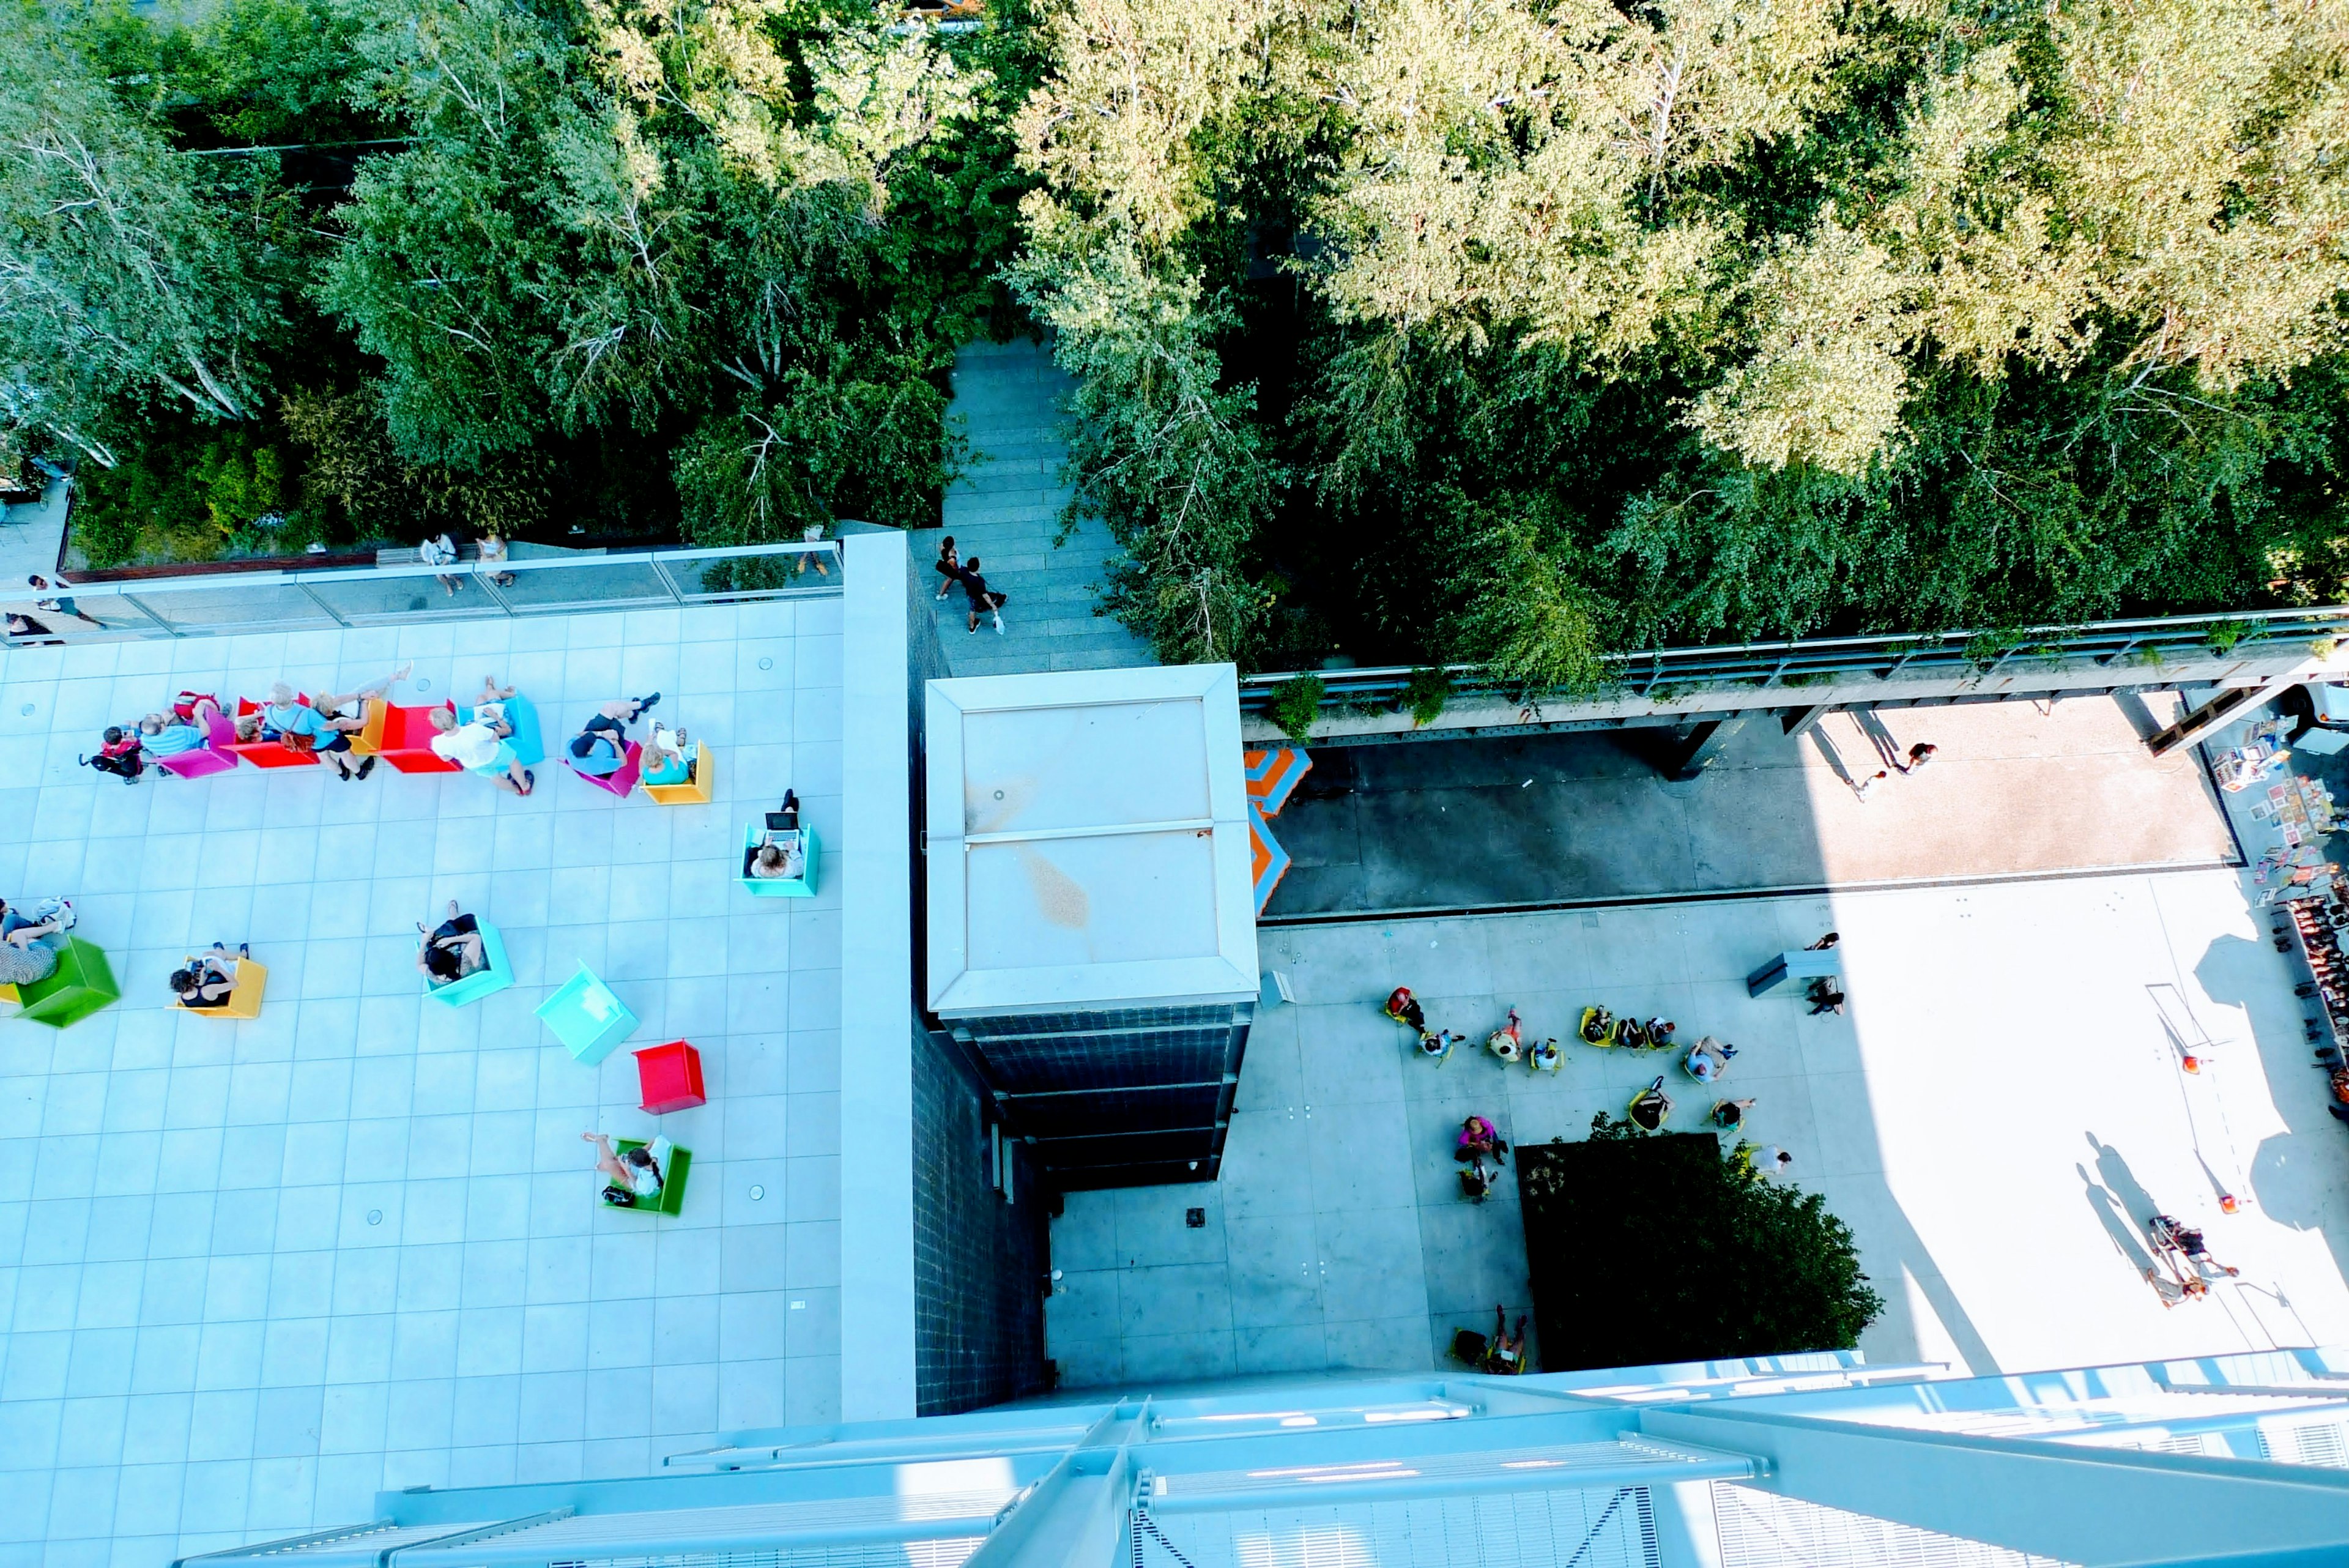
[172,956,267,1019]
[640,740,713,805]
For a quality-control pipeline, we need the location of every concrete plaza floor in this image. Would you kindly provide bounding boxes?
[1268,696,2236,915]
[1047,712,2349,1388]
[0,603,845,1565]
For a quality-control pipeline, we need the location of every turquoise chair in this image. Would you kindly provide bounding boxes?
[536,964,639,1065]
[423,921,513,1008]
[738,820,818,897]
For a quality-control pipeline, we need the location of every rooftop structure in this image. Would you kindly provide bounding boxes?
[924,664,1256,1019]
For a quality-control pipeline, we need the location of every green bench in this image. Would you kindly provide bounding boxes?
[611,1140,691,1216]
[11,938,119,1029]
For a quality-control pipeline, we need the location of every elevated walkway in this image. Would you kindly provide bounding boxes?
[917,337,1154,677]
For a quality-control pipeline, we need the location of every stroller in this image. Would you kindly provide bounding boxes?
[2150,1214,2240,1281]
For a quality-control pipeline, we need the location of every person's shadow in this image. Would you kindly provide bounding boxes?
[1851,709,1905,773]
[1810,729,1859,791]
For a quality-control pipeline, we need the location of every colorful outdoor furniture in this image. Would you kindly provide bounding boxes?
[536,964,639,1065]
[633,1039,707,1114]
[640,740,713,806]
[14,937,119,1028]
[610,1139,692,1216]
[356,702,462,773]
[171,956,267,1020]
[571,741,644,798]
[155,712,239,779]
[225,699,318,770]
[494,694,546,768]
[738,820,818,897]
[423,921,513,1007]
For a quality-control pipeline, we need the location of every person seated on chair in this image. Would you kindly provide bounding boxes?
[0,896,69,948]
[1629,1076,1672,1132]
[415,901,488,986]
[1482,1308,1529,1373]
[583,1131,667,1205]
[455,675,517,735]
[309,664,414,733]
[169,943,247,1008]
[640,721,691,785]
[429,707,535,795]
[1683,1036,1736,1082]
[1710,1097,1756,1131]
[262,683,366,779]
[137,713,206,759]
[1745,1144,1795,1181]
[568,694,659,777]
[749,839,806,880]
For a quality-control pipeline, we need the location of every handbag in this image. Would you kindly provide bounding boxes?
[282,729,316,753]
[600,1184,637,1208]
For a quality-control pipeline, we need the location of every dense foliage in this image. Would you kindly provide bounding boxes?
[8,0,2349,666]
[1011,0,2349,669]
[1516,1118,1883,1369]
[1,0,1034,565]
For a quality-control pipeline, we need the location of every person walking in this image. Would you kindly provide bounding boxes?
[28,576,101,627]
[934,535,962,599]
[959,556,1007,634]
[1852,768,1888,803]
[1899,741,1938,775]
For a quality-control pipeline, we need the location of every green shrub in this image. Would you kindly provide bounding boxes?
[1400,666,1452,726]
[1265,673,1325,743]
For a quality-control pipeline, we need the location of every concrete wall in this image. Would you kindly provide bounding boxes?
[839,532,918,1419]
[911,1024,1050,1414]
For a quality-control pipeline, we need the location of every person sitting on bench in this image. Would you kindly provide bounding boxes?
[415,902,488,985]
[568,694,659,777]
[584,1131,670,1206]
[749,792,806,879]
[170,943,247,1008]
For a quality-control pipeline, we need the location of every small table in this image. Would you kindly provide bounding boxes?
[536,965,639,1065]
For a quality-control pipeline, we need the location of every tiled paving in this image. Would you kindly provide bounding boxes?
[0,603,845,1564]
[1048,872,2349,1386]
[917,338,1155,677]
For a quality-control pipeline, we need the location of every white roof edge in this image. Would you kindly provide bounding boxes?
[932,956,1261,1020]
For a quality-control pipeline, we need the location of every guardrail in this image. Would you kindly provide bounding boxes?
[1238,606,2349,718]
[15,541,843,640]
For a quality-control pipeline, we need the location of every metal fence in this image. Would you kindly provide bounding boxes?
[21,541,844,639]
[1238,606,2349,718]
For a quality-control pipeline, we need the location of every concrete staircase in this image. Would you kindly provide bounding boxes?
[916,338,1156,678]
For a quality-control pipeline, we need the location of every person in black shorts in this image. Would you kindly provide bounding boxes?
[959,556,1006,634]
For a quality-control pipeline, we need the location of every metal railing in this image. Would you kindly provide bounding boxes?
[1238,606,2349,718]
[17,541,844,640]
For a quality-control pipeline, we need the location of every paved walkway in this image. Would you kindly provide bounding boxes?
[915,339,1154,678]
[1267,696,2237,917]
[1047,868,2349,1384]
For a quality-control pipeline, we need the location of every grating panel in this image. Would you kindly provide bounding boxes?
[1711,1483,2077,1568]
[1135,1485,1660,1568]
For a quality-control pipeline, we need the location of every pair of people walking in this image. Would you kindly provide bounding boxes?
[1850,710,1937,803]
[933,537,1007,634]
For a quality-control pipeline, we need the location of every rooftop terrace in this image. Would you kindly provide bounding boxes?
[0,597,852,1563]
